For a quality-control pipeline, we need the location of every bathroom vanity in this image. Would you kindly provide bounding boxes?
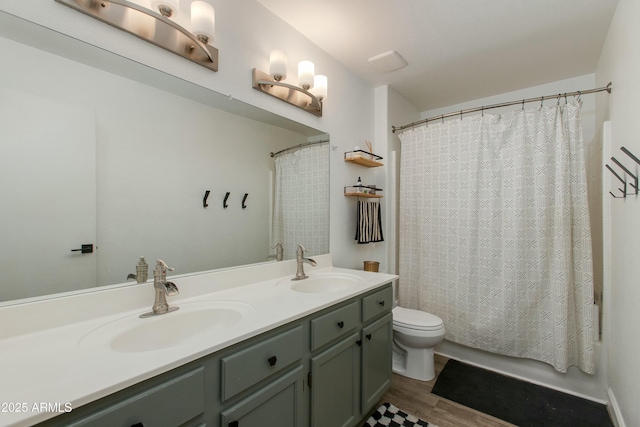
[0,255,396,427]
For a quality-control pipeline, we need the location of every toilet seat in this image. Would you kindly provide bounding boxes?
[393,306,443,331]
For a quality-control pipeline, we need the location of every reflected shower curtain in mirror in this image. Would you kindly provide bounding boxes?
[398,102,596,374]
[272,143,329,260]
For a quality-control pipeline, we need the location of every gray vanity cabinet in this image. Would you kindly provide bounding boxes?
[309,333,361,427]
[36,283,393,427]
[220,366,305,427]
[36,365,208,427]
[309,285,393,427]
[219,325,305,427]
[361,313,393,412]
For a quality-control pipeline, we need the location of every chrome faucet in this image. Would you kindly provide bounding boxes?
[267,243,284,262]
[140,260,179,318]
[292,244,317,281]
[127,256,149,284]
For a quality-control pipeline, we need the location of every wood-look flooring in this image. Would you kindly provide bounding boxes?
[370,354,516,427]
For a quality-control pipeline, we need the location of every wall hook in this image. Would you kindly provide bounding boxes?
[223,192,230,209]
[621,146,640,165]
[610,190,626,199]
[606,164,627,198]
[203,190,210,208]
[242,193,248,209]
[612,156,639,195]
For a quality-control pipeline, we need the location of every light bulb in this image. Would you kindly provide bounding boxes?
[191,1,215,44]
[312,75,327,101]
[269,50,288,82]
[298,61,314,91]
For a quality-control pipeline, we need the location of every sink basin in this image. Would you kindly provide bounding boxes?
[284,273,364,293]
[79,300,254,353]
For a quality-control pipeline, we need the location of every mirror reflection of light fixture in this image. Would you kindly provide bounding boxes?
[252,51,326,117]
[55,0,218,72]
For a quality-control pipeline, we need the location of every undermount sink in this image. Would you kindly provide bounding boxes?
[284,273,364,293]
[79,300,254,353]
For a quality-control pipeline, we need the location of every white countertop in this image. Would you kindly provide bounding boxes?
[0,255,397,426]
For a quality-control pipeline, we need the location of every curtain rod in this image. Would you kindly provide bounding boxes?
[392,82,612,134]
[270,139,329,158]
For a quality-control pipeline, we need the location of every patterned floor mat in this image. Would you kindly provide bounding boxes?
[361,402,436,427]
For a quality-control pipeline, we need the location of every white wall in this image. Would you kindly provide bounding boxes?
[0,0,378,273]
[595,0,640,425]
[374,86,420,277]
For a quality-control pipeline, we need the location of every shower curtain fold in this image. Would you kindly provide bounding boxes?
[398,102,595,374]
[272,144,329,260]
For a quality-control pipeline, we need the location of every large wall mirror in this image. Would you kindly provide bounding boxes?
[0,11,329,305]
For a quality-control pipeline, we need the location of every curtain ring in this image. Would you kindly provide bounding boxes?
[557,94,561,105]
[481,106,484,117]
[577,91,582,102]
[564,93,568,105]
[441,114,444,124]
[540,96,544,108]
[522,99,525,111]
[460,110,463,121]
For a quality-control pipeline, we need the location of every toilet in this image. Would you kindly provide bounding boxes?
[392,306,445,381]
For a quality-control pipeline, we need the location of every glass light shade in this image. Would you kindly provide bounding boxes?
[191,1,215,43]
[298,61,314,90]
[269,50,288,81]
[312,75,328,101]
[150,0,180,18]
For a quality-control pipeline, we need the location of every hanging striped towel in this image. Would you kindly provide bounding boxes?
[355,199,384,244]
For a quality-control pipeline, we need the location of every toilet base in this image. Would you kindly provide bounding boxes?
[392,343,436,381]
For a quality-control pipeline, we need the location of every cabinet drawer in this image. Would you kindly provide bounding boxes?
[311,301,359,351]
[221,366,304,427]
[221,325,304,402]
[65,367,205,427]
[362,285,393,323]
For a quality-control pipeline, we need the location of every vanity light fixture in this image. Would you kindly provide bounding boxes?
[252,50,327,117]
[55,0,218,72]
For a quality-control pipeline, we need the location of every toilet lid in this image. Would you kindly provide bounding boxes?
[393,306,443,330]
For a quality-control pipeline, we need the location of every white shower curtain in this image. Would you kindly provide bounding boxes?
[398,102,596,374]
[272,143,329,260]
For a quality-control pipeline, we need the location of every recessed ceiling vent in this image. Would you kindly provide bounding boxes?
[368,50,408,73]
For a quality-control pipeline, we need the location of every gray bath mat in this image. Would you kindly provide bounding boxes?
[432,359,613,427]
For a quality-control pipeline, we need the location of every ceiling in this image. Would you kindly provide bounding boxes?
[256,0,618,112]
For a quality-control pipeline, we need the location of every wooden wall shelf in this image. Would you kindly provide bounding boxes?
[344,185,383,198]
[344,150,383,168]
[344,192,383,199]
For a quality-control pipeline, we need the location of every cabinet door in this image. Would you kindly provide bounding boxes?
[361,313,393,413]
[310,333,360,427]
[39,368,205,427]
[221,366,304,427]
